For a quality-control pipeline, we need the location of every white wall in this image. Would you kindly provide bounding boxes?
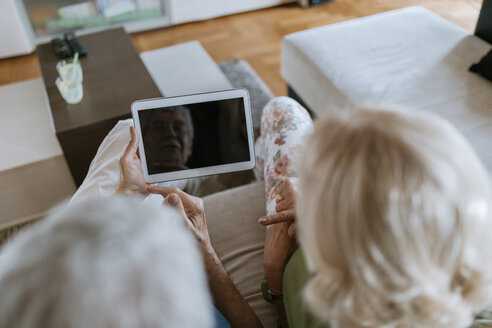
[168,0,295,25]
[0,0,34,59]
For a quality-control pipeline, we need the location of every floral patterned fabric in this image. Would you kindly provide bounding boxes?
[255,97,313,215]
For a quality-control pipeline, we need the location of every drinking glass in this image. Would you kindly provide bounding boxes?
[56,60,83,83]
[56,77,83,104]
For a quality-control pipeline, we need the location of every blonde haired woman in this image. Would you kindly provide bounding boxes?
[259,102,492,327]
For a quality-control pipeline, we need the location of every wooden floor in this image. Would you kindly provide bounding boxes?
[0,0,481,96]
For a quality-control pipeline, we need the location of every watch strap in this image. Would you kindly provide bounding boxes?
[261,279,283,303]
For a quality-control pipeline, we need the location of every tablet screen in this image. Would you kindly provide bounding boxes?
[138,97,250,175]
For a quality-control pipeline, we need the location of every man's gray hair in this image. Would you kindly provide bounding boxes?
[0,196,213,328]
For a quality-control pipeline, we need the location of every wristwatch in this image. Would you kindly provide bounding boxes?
[261,279,283,303]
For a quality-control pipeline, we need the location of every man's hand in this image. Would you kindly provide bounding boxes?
[146,185,211,247]
[147,185,263,327]
[115,126,149,195]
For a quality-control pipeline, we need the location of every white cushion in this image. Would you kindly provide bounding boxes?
[0,78,75,227]
[141,41,232,97]
[282,6,492,171]
[0,78,61,171]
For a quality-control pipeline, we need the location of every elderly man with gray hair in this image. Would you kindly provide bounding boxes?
[0,195,259,327]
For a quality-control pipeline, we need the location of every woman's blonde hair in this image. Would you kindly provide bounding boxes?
[297,108,492,328]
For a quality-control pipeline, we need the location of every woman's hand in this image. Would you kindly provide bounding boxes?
[261,179,299,294]
[146,185,211,247]
[259,179,298,238]
[115,126,149,195]
[263,222,297,294]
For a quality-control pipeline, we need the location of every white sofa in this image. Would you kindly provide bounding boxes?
[282,6,492,172]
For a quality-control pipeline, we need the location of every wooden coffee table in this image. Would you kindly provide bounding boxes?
[37,28,161,186]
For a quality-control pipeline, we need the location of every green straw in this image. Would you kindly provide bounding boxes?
[68,52,80,104]
[70,52,79,81]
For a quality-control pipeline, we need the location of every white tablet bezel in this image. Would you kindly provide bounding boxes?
[131,88,256,184]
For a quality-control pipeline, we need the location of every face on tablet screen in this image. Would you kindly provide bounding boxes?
[140,108,194,173]
[138,97,250,175]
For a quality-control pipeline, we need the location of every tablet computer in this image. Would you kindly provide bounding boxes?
[131,88,256,183]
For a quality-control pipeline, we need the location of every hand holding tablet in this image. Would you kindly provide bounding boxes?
[131,89,256,184]
[115,126,150,195]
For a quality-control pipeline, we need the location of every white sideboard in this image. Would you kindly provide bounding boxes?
[168,0,295,24]
[0,0,34,59]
